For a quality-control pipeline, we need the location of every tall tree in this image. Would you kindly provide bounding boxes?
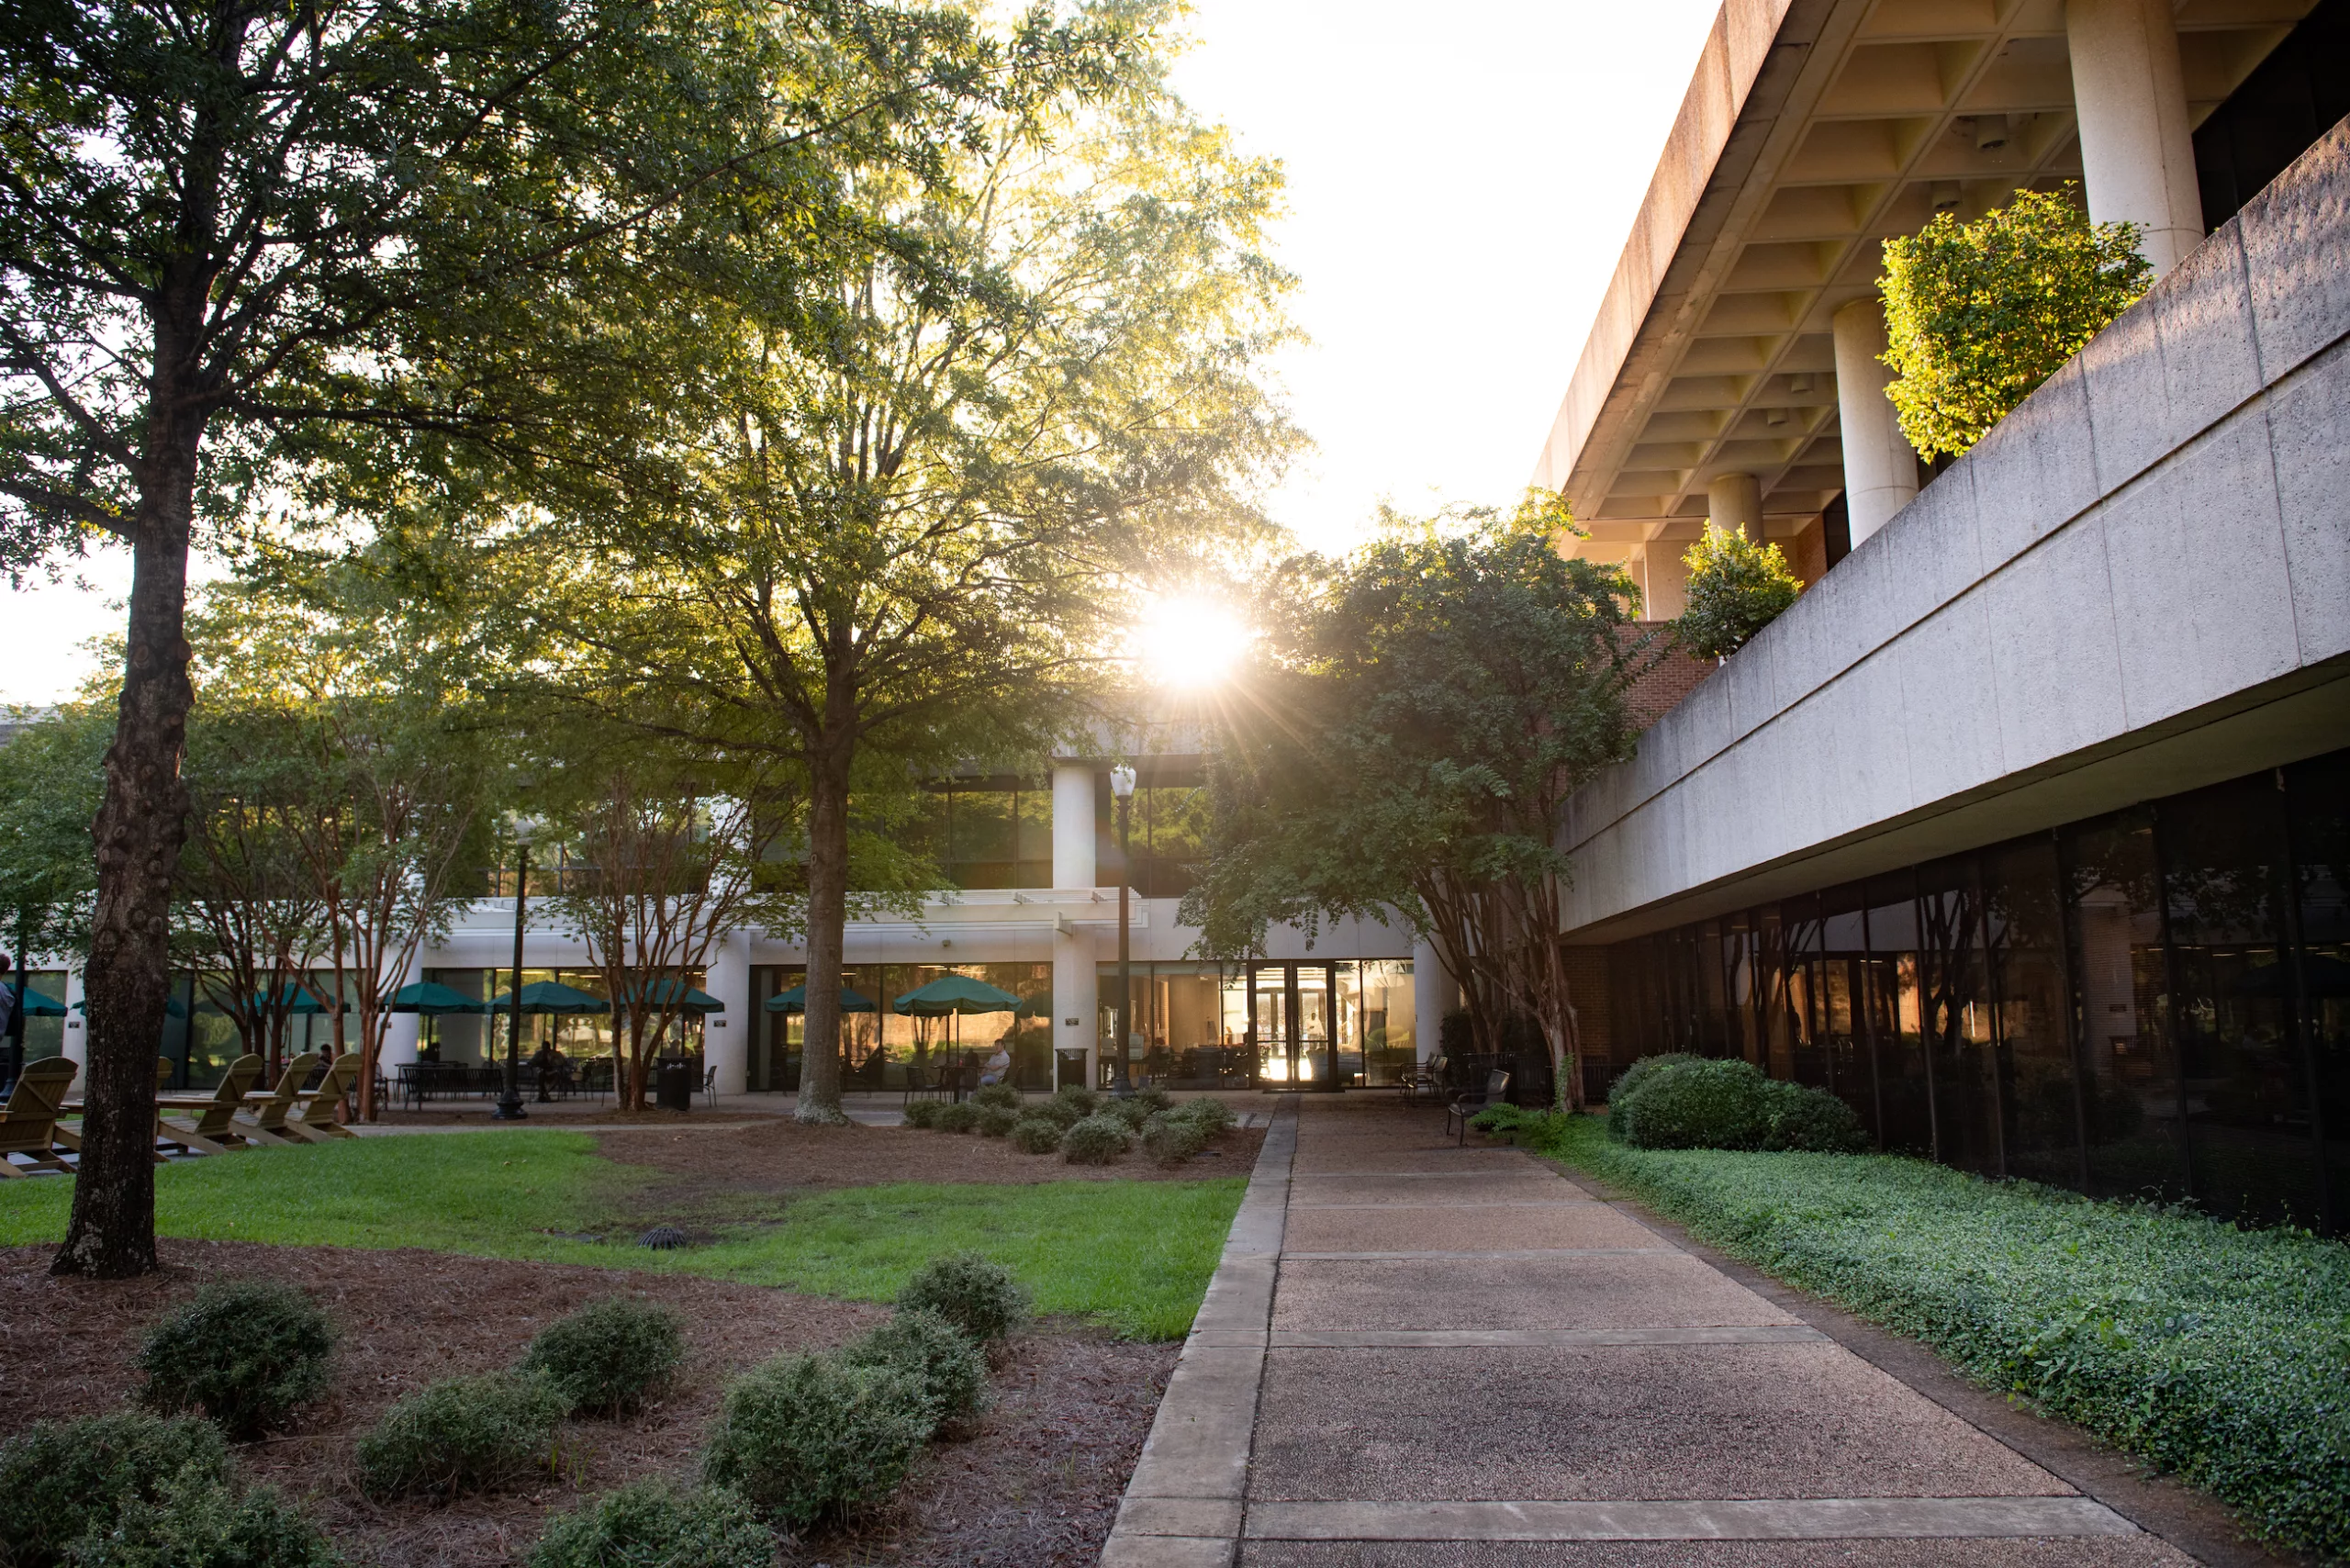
[0,0,1038,1273]
[1183,499,1640,1108]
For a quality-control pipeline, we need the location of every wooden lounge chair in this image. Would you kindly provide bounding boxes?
[57,1058,174,1160]
[234,1052,321,1147]
[282,1052,360,1143]
[0,1058,79,1177]
[157,1054,266,1156]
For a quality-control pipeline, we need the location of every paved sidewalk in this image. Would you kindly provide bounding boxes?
[1103,1093,2223,1567]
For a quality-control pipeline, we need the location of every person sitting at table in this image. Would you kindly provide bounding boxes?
[979,1040,1013,1087]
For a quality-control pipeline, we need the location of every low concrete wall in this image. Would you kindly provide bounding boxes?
[1557,117,2350,943]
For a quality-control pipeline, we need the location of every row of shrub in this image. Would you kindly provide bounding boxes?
[1521,1113,2350,1563]
[0,1255,1035,1565]
[1604,1053,1865,1152]
[903,1082,1236,1165]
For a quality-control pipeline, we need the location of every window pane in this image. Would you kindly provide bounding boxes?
[1984,835,2085,1189]
[1919,854,1998,1175]
[2285,751,2350,1227]
[2065,807,2189,1204]
[1864,872,1932,1156]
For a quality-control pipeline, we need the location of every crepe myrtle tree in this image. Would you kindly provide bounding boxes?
[0,0,1083,1275]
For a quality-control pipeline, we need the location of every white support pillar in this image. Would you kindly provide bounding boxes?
[1705,472,1764,547]
[1049,762,1100,1088]
[379,947,425,1071]
[61,965,86,1072]
[1051,763,1097,890]
[1833,297,1921,547]
[703,927,752,1095]
[1412,936,1454,1065]
[2066,0,2204,277]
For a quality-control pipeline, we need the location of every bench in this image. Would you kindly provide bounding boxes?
[1446,1069,1511,1147]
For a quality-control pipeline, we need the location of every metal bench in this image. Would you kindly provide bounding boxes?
[1446,1069,1511,1146]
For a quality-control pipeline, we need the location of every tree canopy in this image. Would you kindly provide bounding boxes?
[1676,525,1800,660]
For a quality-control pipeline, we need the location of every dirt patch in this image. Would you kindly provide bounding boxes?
[590,1117,1265,1192]
[0,1240,1171,1567]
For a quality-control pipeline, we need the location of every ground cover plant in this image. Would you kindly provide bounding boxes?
[1528,1113,2350,1562]
[136,1279,336,1438]
[0,1131,1244,1338]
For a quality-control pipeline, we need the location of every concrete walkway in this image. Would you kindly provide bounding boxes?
[1104,1093,2226,1567]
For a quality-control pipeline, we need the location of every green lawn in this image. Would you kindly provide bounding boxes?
[1526,1113,2350,1563]
[0,1132,1244,1339]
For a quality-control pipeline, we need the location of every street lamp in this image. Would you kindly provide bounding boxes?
[493,813,543,1122]
[1109,763,1136,1099]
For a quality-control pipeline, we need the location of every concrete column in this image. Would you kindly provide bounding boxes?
[378,947,424,1070]
[703,928,751,1094]
[61,965,85,1071]
[1051,924,1098,1088]
[1705,472,1764,547]
[2066,0,2203,277]
[1639,540,1691,620]
[1051,763,1096,889]
[1833,297,1921,547]
[1412,936,1454,1064]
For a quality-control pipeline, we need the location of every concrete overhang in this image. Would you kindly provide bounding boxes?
[1531,0,2313,554]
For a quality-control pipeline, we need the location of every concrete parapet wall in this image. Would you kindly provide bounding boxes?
[1557,115,2350,942]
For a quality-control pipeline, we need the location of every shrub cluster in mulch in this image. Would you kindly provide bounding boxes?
[1529,1110,2350,1564]
[909,1085,1240,1168]
[1582,1053,1863,1153]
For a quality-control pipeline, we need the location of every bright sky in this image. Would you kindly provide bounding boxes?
[1,0,1723,707]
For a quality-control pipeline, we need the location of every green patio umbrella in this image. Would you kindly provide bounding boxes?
[17,987,66,1018]
[389,981,487,1014]
[894,974,1024,1060]
[765,984,878,1014]
[73,994,190,1018]
[483,980,610,1014]
[255,982,347,1014]
[617,979,725,1014]
[1014,991,1052,1019]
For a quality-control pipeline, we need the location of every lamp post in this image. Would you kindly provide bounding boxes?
[1109,763,1136,1099]
[494,814,541,1122]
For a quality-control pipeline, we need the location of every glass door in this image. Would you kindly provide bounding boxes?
[1295,965,1332,1085]
[1250,965,1291,1083]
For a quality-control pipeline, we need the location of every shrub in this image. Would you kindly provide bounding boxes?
[63,1478,341,1568]
[1059,1113,1131,1164]
[1677,526,1800,659]
[896,1252,1030,1345]
[1008,1115,1062,1153]
[1438,1009,1474,1057]
[974,1105,1018,1138]
[1616,1058,1772,1150]
[901,1100,944,1130]
[933,1101,979,1134]
[0,1412,230,1568]
[700,1355,931,1530]
[136,1281,336,1440]
[521,1297,686,1417]
[1100,1097,1154,1132]
[1168,1097,1236,1135]
[354,1371,566,1501]
[529,1481,772,1568]
[1604,1053,1699,1138]
[969,1083,1022,1111]
[1466,1103,1545,1141]
[1139,1114,1205,1164]
[842,1310,989,1427]
[1051,1084,1100,1119]
[1758,1078,1867,1153]
[1129,1085,1171,1115]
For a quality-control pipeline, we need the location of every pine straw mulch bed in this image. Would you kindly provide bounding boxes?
[0,1239,1174,1567]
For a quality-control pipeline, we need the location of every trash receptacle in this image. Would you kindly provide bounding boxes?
[655,1056,692,1113]
[1055,1050,1088,1091]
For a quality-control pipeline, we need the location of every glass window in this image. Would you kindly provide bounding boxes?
[1818,882,1871,1135]
[1360,958,1416,1084]
[2285,750,2350,1229]
[1984,835,2086,1189]
[1863,872,1932,1157]
[2063,806,2189,1204]
[1919,854,1999,1174]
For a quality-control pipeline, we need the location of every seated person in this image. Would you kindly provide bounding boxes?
[979,1042,1013,1087]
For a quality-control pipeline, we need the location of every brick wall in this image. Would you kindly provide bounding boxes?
[1621,621,1716,730]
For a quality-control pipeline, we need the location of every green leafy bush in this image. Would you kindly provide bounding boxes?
[0,1412,230,1568]
[896,1252,1030,1345]
[1129,1085,1171,1115]
[1466,1103,1543,1140]
[354,1371,566,1501]
[522,1297,686,1417]
[1059,1113,1130,1164]
[1756,1078,1866,1153]
[1101,1097,1155,1132]
[1605,1054,1698,1138]
[1676,527,1800,659]
[842,1309,989,1427]
[1168,1097,1236,1135]
[1008,1114,1062,1154]
[136,1281,336,1439]
[700,1355,930,1529]
[933,1101,979,1134]
[1140,1113,1206,1163]
[1879,184,2152,460]
[973,1104,1017,1137]
[901,1100,944,1130]
[1051,1084,1100,1119]
[1616,1058,1771,1149]
[528,1481,772,1568]
[1528,1114,2350,1562]
[63,1477,341,1568]
[969,1083,1022,1111]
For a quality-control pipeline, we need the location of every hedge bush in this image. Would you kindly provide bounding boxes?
[529,1481,772,1568]
[136,1281,336,1439]
[1528,1114,2350,1562]
[901,1100,944,1130]
[842,1309,989,1428]
[896,1252,1030,1345]
[970,1083,1022,1112]
[1757,1077,1866,1153]
[1050,1085,1100,1119]
[1168,1097,1236,1135]
[1100,1097,1155,1132]
[974,1105,1018,1137]
[1603,1053,1698,1137]
[354,1371,566,1501]
[0,1413,230,1568]
[1059,1114,1130,1164]
[1140,1114,1205,1164]
[63,1477,341,1568]
[1008,1115,1062,1154]
[1608,1056,1862,1154]
[933,1101,979,1134]
[700,1355,931,1529]
[522,1297,686,1417]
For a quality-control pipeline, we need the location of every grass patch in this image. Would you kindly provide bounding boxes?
[0,1132,1243,1340]
[1527,1113,2350,1563]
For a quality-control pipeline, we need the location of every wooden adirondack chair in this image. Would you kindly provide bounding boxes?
[157,1055,266,1156]
[234,1052,321,1147]
[282,1052,360,1143]
[56,1057,174,1162]
[0,1058,79,1177]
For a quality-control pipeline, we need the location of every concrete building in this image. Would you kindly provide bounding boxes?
[1537,0,2350,1231]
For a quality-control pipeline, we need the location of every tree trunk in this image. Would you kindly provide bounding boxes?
[53,433,200,1279]
[795,738,854,1126]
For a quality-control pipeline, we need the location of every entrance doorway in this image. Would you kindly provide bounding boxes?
[1248,961,1342,1089]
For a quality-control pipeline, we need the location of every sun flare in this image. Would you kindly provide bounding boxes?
[1130,594,1251,689]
